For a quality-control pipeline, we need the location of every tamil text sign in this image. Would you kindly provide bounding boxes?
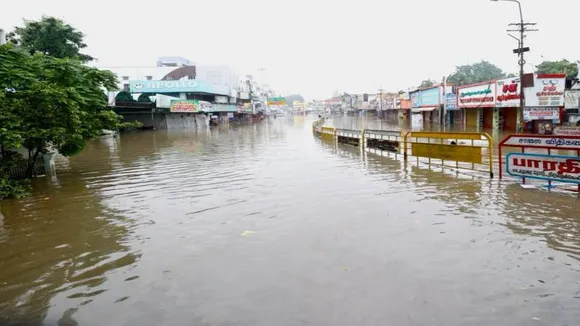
[524,74,566,107]
[554,126,580,136]
[501,135,580,149]
[457,82,496,108]
[506,153,580,184]
[170,100,198,113]
[523,107,560,121]
[496,77,521,108]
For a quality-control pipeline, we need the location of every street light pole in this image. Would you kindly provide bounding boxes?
[491,0,537,133]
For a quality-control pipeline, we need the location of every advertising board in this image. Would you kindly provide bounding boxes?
[267,97,286,106]
[523,107,560,121]
[170,100,198,113]
[445,93,457,110]
[410,92,420,108]
[506,153,580,184]
[524,74,566,107]
[496,77,521,108]
[554,126,580,136]
[500,135,580,149]
[419,88,441,106]
[457,82,496,108]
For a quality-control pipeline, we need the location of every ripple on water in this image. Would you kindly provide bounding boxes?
[1,120,580,325]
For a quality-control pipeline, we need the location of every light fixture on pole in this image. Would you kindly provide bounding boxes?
[490,0,537,133]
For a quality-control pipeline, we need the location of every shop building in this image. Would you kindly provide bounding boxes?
[522,74,566,134]
[456,81,496,131]
[495,77,521,132]
[409,85,449,129]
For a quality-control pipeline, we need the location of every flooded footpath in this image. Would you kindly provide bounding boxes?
[1,116,580,326]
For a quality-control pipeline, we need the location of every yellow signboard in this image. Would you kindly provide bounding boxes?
[411,143,482,164]
[410,132,483,141]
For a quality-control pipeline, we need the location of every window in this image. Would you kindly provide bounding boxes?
[122,76,129,80]
[146,76,152,80]
[123,84,130,92]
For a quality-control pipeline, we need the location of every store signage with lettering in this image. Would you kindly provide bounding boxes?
[523,107,560,121]
[267,97,287,106]
[554,126,580,136]
[457,82,496,108]
[524,75,566,107]
[419,88,441,106]
[501,135,580,149]
[496,78,520,107]
[506,153,580,184]
[445,93,457,110]
[170,100,199,113]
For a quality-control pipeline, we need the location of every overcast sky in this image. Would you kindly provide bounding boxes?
[1,0,576,100]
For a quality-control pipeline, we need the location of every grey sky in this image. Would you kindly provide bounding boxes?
[1,0,575,100]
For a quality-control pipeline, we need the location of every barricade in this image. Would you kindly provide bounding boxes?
[402,131,494,178]
[363,129,404,155]
[320,127,336,141]
[336,129,363,146]
[499,134,580,192]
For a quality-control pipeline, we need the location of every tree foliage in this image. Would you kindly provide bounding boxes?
[0,44,130,183]
[7,16,94,62]
[419,80,436,88]
[536,59,579,80]
[447,61,507,86]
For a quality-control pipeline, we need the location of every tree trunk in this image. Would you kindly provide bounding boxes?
[25,147,41,178]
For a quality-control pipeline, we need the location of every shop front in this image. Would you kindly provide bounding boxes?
[410,87,442,129]
[496,77,520,132]
[457,81,496,131]
[523,74,566,133]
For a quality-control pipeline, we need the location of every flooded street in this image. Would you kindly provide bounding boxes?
[2,116,580,326]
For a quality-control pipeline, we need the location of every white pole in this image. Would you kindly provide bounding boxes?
[0,29,7,45]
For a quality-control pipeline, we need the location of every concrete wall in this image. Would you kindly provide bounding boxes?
[166,113,198,130]
[122,112,167,130]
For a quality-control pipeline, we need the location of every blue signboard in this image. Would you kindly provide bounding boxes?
[129,79,230,95]
[445,93,458,110]
[506,152,580,184]
[419,88,441,106]
[410,92,420,107]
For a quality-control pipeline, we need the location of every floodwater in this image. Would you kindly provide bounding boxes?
[1,115,580,326]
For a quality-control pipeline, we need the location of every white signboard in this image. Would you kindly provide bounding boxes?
[496,78,521,108]
[457,82,496,108]
[524,75,566,107]
[554,126,580,136]
[565,90,580,109]
[502,135,580,149]
[506,153,580,184]
[523,107,560,121]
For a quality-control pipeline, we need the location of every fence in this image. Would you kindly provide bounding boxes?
[312,119,494,178]
[5,160,46,180]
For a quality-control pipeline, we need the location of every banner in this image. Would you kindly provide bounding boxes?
[170,100,198,113]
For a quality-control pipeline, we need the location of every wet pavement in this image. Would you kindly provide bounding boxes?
[1,115,580,326]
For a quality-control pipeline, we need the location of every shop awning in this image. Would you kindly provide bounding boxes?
[412,107,439,113]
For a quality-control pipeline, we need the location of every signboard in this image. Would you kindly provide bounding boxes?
[524,74,566,107]
[419,88,441,106]
[410,92,420,108]
[199,101,213,112]
[170,100,198,113]
[500,135,580,149]
[496,78,521,108]
[411,143,482,164]
[506,153,580,184]
[130,79,229,95]
[554,126,580,136]
[445,93,457,110]
[565,90,580,109]
[457,82,496,108]
[214,95,228,104]
[267,97,286,106]
[523,107,560,121]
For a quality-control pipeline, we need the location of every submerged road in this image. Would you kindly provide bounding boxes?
[1,116,580,325]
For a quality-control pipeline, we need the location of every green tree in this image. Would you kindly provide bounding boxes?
[419,79,436,88]
[137,93,152,103]
[536,59,579,80]
[7,16,94,62]
[447,61,507,86]
[115,91,136,103]
[0,44,130,180]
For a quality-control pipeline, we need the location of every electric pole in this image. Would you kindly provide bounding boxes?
[492,0,537,133]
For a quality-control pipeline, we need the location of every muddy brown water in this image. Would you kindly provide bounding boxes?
[1,115,580,326]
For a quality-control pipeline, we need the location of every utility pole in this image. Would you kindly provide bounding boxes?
[378,87,384,112]
[492,0,537,133]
